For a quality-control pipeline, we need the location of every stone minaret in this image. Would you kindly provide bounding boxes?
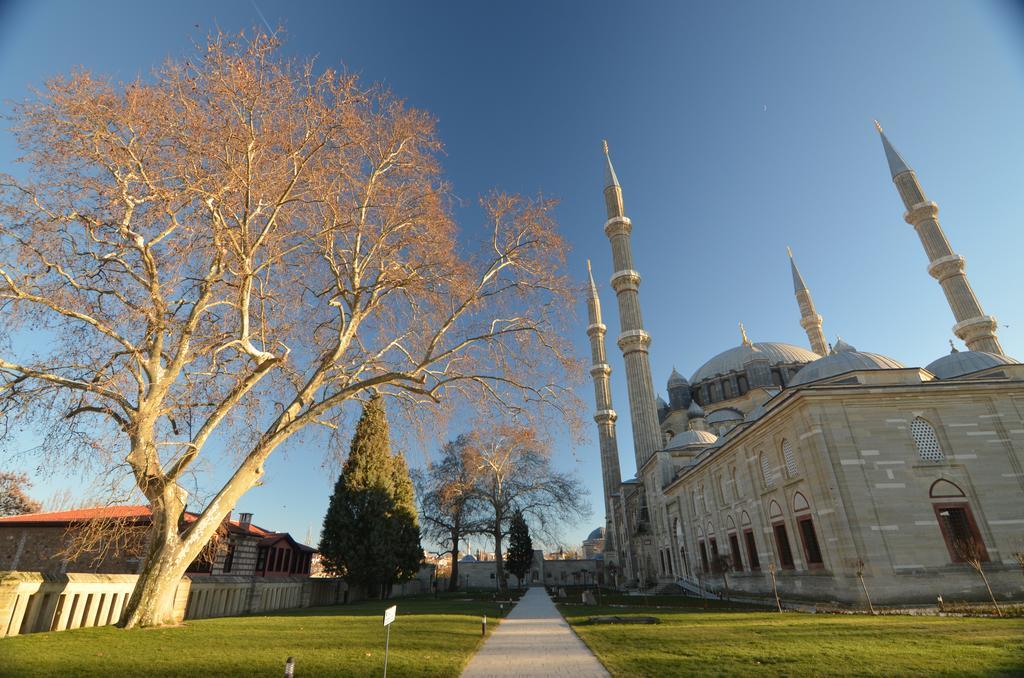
[602,141,662,469]
[875,122,1003,355]
[787,247,828,356]
[585,260,622,553]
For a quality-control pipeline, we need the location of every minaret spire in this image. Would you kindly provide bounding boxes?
[787,247,828,356]
[584,260,623,562]
[874,122,1003,355]
[600,141,662,471]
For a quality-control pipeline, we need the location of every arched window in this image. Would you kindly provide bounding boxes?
[691,490,699,515]
[911,417,945,462]
[929,479,965,498]
[760,453,775,488]
[782,439,798,477]
[731,466,741,498]
[718,474,728,504]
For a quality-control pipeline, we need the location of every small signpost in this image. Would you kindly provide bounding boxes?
[382,605,397,678]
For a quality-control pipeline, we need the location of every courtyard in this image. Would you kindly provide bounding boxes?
[2,590,1022,676]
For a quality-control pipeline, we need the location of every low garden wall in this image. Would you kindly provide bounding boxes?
[0,569,431,637]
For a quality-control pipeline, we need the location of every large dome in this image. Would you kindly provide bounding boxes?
[790,342,904,386]
[586,527,605,541]
[691,342,820,383]
[925,350,1019,379]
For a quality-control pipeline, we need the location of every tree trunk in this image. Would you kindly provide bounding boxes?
[120,492,195,628]
[493,527,507,593]
[449,525,461,592]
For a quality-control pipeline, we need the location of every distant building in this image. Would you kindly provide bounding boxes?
[582,527,605,560]
[455,549,603,589]
[0,506,315,577]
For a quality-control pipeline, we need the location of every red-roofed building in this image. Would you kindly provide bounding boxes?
[0,506,315,577]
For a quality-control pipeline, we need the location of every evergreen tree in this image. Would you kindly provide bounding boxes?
[319,395,423,597]
[506,511,534,589]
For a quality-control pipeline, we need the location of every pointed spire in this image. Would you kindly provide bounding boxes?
[585,259,602,325]
[874,120,912,178]
[788,246,808,292]
[602,140,620,189]
[739,322,752,347]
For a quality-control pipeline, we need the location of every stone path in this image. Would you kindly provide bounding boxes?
[461,587,609,677]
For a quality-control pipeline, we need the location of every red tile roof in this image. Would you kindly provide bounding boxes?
[0,506,305,546]
[0,505,152,525]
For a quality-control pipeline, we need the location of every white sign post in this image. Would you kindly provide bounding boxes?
[382,605,397,678]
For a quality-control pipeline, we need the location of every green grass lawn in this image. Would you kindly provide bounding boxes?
[1,596,504,677]
[560,603,1024,677]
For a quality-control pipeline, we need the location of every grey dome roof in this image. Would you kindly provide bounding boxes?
[744,402,767,422]
[586,527,605,541]
[790,345,904,386]
[665,429,718,450]
[705,407,744,425]
[687,401,705,417]
[668,368,689,387]
[691,342,819,383]
[925,350,1019,379]
[460,554,477,562]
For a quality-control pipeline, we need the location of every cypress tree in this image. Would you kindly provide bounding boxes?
[319,394,423,597]
[506,511,534,589]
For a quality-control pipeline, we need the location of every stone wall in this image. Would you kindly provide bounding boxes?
[0,525,142,574]
[0,565,435,638]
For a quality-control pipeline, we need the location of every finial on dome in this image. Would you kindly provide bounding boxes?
[602,139,609,155]
[874,119,883,133]
[739,322,752,347]
[949,339,959,353]
[786,245,793,258]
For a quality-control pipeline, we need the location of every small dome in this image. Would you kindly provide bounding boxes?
[791,348,904,386]
[705,408,744,425]
[667,368,689,388]
[586,527,605,541]
[656,395,669,408]
[925,351,1019,379]
[460,554,477,562]
[665,429,718,450]
[687,401,705,417]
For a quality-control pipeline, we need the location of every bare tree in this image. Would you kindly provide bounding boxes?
[413,435,487,591]
[852,558,875,615]
[0,471,42,516]
[711,553,731,599]
[953,537,1002,617]
[767,562,783,613]
[466,425,588,592]
[0,31,579,627]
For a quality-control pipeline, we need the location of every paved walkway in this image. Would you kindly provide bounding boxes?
[461,587,609,677]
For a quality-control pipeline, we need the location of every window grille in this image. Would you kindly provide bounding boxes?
[782,439,798,477]
[760,453,774,487]
[911,417,944,462]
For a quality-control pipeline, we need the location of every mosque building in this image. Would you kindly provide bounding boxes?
[586,125,1024,604]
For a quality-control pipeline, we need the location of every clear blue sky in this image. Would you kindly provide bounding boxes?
[2,0,1023,549]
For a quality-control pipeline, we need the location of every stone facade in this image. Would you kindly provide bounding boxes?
[455,550,603,589]
[587,132,1024,605]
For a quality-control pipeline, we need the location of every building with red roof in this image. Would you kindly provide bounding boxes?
[0,506,315,577]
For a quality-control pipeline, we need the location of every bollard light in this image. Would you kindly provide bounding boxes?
[284,656,295,677]
[481,614,487,637]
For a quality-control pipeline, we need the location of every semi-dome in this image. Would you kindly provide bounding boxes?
[705,408,744,425]
[925,350,1019,379]
[665,429,718,450]
[687,401,705,417]
[586,527,605,541]
[691,342,820,384]
[790,341,904,386]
